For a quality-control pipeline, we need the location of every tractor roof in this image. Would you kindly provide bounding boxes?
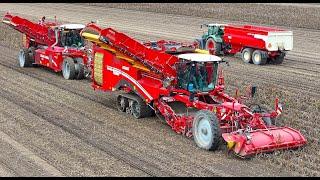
[207,23,227,27]
[178,53,222,62]
[59,24,85,30]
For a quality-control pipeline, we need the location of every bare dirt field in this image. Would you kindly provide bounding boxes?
[0,3,319,177]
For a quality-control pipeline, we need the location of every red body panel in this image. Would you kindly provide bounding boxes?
[34,47,87,72]
[91,45,163,102]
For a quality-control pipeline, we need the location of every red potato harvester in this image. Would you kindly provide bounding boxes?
[80,23,306,158]
[2,13,91,80]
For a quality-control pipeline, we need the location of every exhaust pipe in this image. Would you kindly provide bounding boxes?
[51,27,59,48]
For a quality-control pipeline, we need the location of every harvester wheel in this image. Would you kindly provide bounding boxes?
[116,95,129,112]
[252,50,267,65]
[18,48,33,67]
[62,57,76,80]
[192,110,221,150]
[28,47,36,61]
[128,95,153,119]
[74,58,85,80]
[272,52,286,64]
[205,38,221,55]
[241,48,253,64]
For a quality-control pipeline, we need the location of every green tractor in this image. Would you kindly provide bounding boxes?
[195,24,227,55]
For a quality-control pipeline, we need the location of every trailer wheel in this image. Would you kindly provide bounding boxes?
[241,48,253,64]
[62,57,76,80]
[193,110,221,150]
[18,48,32,67]
[74,57,85,80]
[272,52,286,64]
[116,95,129,112]
[252,50,267,65]
[205,38,221,55]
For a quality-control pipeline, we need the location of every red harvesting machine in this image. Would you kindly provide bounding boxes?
[2,13,90,80]
[80,23,306,158]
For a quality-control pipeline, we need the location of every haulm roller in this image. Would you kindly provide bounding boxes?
[80,23,306,158]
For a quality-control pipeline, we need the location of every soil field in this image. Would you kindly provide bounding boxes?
[0,3,319,177]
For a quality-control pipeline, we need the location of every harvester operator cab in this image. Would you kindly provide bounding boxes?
[176,53,222,92]
[58,24,85,48]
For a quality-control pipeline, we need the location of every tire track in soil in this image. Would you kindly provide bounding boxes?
[0,96,150,176]
[0,91,168,177]
[0,68,178,177]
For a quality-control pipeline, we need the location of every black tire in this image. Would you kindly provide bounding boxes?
[192,110,221,151]
[252,50,267,65]
[116,95,129,112]
[241,48,253,64]
[272,52,286,64]
[18,48,33,67]
[62,57,76,80]
[205,38,222,55]
[28,47,36,61]
[74,57,85,80]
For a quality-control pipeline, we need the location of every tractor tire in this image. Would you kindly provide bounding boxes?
[18,48,33,67]
[252,50,267,65]
[116,95,129,112]
[272,52,286,65]
[205,38,222,55]
[192,110,221,151]
[62,57,76,80]
[241,48,253,64]
[74,57,85,80]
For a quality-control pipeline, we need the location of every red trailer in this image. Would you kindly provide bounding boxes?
[197,24,293,65]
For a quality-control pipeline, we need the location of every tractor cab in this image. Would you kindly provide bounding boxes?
[196,23,227,50]
[202,23,226,37]
[176,53,222,92]
[57,24,85,48]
